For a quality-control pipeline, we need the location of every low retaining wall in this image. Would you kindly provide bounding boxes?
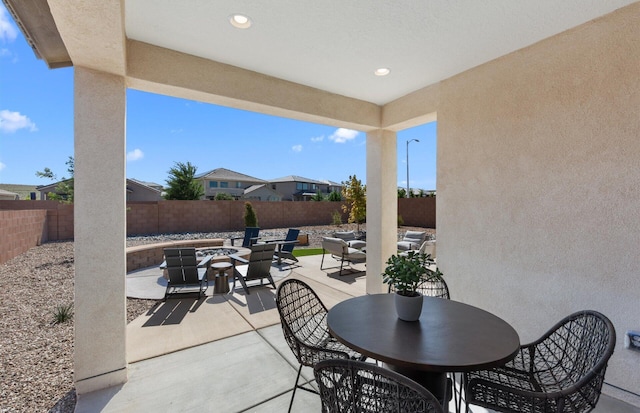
[126,239,224,273]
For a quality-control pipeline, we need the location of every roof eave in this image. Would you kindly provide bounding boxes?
[3,0,72,69]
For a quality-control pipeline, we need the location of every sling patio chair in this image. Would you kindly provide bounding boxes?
[229,242,277,294]
[229,226,260,248]
[163,247,212,301]
[314,359,444,413]
[464,310,616,413]
[320,236,366,276]
[276,279,367,413]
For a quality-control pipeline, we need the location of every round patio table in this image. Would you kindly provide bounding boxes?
[327,294,520,403]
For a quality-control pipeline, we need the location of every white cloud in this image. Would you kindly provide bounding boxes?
[0,6,18,43]
[310,135,324,142]
[0,161,5,171]
[328,128,359,143]
[127,149,144,161]
[292,144,303,152]
[0,110,37,133]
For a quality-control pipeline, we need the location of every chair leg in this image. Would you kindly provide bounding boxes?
[288,364,303,413]
[320,249,326,269]
[339,256,344,276]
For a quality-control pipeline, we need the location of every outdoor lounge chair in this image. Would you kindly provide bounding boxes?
[333,230,366,249]
[230,226,260,248]
[163,247,211,301]
[276,279,366,413]
[314,359,444,413]
[272,228,300,264]
[321,236,366,276]
[229,242,277,294]
[397,230,427,251]
[464,310,616,413]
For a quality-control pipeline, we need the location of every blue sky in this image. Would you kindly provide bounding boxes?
[0,5,436,190]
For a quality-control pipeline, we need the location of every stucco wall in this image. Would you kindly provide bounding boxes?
[437,5,639,405]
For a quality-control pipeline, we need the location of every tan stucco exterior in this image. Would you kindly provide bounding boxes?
[436,5,640,403]
[8,0,638,405]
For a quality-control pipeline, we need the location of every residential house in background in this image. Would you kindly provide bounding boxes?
[0,189,19,200]
[195,168,266,200]
[241,184,282,201]
[36,179,74,201]
[126,179,163,201]
[320,180,343,196]
[269,175,336,201]
[37,179,163,201]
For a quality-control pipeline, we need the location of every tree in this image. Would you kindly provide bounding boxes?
[215,192,233,200]
[311,190,325,201]
[244,202,258,227]
[36,156,75,203]
[328,190,342,202]
[397,188,407,198]
[341,175,366,232]
[164,161,204,200]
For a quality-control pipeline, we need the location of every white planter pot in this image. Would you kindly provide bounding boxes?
[394,292,423,322]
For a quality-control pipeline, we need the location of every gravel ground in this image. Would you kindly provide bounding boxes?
[0,224,433,412]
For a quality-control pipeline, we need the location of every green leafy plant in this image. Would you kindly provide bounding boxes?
[328,190,342,202]
[397,215,404,227]
[52,303,74,324]
[341,175,366,232]
[215,192,233,200]
[382,252,433,297]
[331,210,343,226]
[164,161,204,200]
[311,190,325,201]
[244,201,258,227]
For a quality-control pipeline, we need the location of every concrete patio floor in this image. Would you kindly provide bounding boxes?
[76,255,637,412]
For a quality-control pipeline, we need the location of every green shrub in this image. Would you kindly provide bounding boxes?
[332,210,343,226]
[328,191,342,202]
[215,192,233,200]
[397,215,404,227]
[244,202,258,227]
[53,303,74,324]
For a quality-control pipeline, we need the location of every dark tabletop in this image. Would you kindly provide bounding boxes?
[327,294,520,373]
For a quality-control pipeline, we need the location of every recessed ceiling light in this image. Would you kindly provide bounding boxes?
[229,14,252,29]
[374,68,390,76]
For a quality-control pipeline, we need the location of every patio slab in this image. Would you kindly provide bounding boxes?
[79,255,637,412]
[127,294,253,363]
[78,331,300,412]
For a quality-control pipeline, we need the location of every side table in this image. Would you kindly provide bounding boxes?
[211,262,232,294]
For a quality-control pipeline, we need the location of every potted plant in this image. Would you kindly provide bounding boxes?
[382,252,432,321]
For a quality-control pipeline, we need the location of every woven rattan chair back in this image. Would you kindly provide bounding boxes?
[276,279,366,413]
[276,278,333,366]
[314,359,444,413]
[465,310,616,413]
[389,273,450,300]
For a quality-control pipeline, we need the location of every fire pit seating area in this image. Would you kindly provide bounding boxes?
[126,239,225,273]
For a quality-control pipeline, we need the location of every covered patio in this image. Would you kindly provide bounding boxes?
[5,0,639,410]
[77,255,634,412]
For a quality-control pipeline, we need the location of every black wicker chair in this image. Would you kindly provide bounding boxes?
[276,279,366,413]
[314,359,444,413]
[464,310,616,413]
[388,271,450,299]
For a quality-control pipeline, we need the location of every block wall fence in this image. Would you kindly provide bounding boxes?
[0,198,435,264]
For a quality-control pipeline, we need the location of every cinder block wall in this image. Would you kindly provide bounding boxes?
[398,197,436,227]
[0,197,436,249]
[0,209,47,264]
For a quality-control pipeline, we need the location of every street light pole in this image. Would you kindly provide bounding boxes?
[406,139,419,197]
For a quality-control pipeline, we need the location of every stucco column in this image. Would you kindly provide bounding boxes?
[74,67,127,393]
[366,129,398,294]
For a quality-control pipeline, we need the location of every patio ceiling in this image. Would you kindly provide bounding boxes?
[6,0,637,106]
